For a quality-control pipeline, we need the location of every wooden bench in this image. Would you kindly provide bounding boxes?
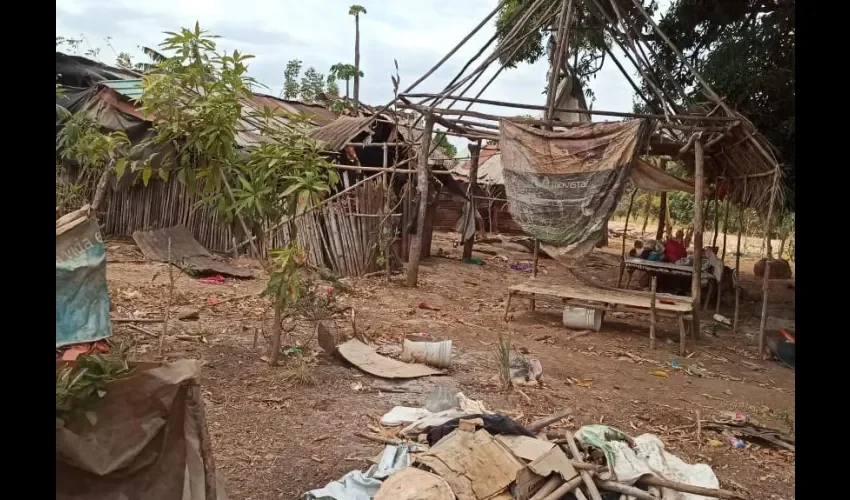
[505,279,697,354]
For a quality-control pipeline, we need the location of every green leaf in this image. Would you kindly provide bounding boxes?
[115,158,127,178]
[142,167,153,186]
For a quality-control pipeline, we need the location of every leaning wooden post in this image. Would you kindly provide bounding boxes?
[383,143,392,280]
[758,168,781,356]
[691,138,705,339]
[649,275,658,349]
[618,189,637,287]
[406,116,435,287]
[733,178,747,334]
[721,197,730,260]
[462,141,482,260]
[530,239,540,311]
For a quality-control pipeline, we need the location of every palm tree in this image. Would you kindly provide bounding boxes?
[348,5,367,113]
[328,63,363,99]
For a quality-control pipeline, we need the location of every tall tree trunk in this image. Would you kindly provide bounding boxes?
[353,15,361,113]
[655,192,667,241]
[345,79,350,99]
[640,193,652,235]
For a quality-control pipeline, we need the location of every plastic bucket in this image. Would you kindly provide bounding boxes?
[562,306,603,332]
[401,338,453,369]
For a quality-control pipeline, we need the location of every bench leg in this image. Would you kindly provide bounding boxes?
[649,276,657,349]
[691,309,700,340]
[678,314,687,355]
[503,292,513,322]
[703,280,714,311]
[617,261,625,288]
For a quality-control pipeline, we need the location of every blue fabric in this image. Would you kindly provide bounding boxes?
[56,232,111,347]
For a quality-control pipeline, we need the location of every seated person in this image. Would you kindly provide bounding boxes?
[664,235,687,263]
[628,240,643,258]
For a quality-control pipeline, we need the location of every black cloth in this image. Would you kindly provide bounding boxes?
[425,413,534,447]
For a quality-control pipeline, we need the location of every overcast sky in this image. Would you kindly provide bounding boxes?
[56,0,650,154]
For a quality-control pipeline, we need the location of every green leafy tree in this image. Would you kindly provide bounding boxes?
[433,133,457,158]
[348,5,367,111]
[135,23,339,366]
[299,67,327,101]
[649,0,795,210]
[495,0,658,104]
[328,62,363,99]
[283,59,303,99]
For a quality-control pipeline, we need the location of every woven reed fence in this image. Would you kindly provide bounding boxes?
[103,176,389,277]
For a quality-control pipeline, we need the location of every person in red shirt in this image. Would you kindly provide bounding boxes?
[664,236,687,263]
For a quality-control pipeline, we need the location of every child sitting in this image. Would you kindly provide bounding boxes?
[628,240,644,258]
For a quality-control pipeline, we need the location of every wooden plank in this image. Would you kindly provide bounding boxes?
[508,282,693,313]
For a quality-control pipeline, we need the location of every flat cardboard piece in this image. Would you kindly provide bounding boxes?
[496,435,556,462]
[417,429,524,500]
[514,446,579,500]
[337,339,443,379]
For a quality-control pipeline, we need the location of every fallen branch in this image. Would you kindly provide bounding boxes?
[526,408,572,433]
[353,432,402,446]
[126,323,159,338]
[112,318,164,324]
[563,431,604,500]
[595,480,658,500]
[640,476,749,500]
[541,475,585,500]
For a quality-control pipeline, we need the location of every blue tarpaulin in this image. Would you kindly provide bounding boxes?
[56,209,111,347]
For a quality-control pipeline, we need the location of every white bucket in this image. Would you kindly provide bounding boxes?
[562,306,603,332]
[401,339,453,369]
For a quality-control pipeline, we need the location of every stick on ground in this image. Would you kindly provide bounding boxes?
[526,408,572,433]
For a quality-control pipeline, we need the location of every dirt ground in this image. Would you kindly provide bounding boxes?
[104,227,795,500]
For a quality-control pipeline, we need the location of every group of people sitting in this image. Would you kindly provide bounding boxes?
[628,229,689,265]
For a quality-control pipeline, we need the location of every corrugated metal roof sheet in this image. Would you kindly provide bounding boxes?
[452,146,504,185]
[310,116,377,151]
[101,78,144,99]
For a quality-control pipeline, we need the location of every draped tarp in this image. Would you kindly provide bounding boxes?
[631,159,695,193]
[500,119,652,265]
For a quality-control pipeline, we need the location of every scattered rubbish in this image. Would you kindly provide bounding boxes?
[177,307,200,321]
[381,407,434,427]
[374,467,454,500]
[703,421,795,452]
[461,257,484,265]
[401,337,453,369]
[708,439,723,448]
[59,339,111,361]
[651,370,669,378]
[719,411,749,423]
[337,339,443,379]
[510,262,533,273]
[766,336,795,369]
[426,413,534,447]
[350,382,364,392]
[515,445,579,500]
[562,306,603,332]
[495,434,555,462]
[417,428,524,500]
[199,275,226,285]
[417,302,442,311]
[56,205,112,348]
[425,386,458,413]
[712,313,732,326]
[510,353,543,385]
[670,360,680,368]
[576,424,721,500]
[132,225,253,278]
[303,444,413,500]
[722,430,745,449]
[399,393,490,438]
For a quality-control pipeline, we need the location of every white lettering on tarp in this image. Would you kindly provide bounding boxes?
[56,230,104,264]
[532,177,589,190]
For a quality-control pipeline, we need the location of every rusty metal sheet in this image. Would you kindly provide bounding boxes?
[132,225,253,278]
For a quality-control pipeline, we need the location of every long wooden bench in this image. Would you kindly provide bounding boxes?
[505,279,697,354]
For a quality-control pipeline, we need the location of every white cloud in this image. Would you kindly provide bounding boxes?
[57,0,641,153]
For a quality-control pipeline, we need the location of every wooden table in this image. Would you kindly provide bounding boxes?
[505,280,696,354]
[620,257,721,312]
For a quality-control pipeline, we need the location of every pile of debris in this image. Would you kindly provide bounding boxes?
[304,392,748,500]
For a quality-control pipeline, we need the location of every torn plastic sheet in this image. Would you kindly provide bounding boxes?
[398,392,490,438]
[302,444,412,500]
[576,425,719,500]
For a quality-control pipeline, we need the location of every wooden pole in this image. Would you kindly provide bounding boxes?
[655,192,667,241]
[733,179,747,334]
[383,144,392,280]
[407,116,435,287]
[691,139,705,339]
[530,239,540,311]
[758,169,781,356]
[618,189,637,288]
[544,0,576,121]
[721,197,730,260]
[462,141,482,260]
[649,275,657,349]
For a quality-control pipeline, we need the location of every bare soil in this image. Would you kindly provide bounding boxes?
[104,229,795,500]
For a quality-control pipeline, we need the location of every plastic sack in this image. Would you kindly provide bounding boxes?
[56,207,111,347]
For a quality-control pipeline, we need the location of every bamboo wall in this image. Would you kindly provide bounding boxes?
[102,177,389,277]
